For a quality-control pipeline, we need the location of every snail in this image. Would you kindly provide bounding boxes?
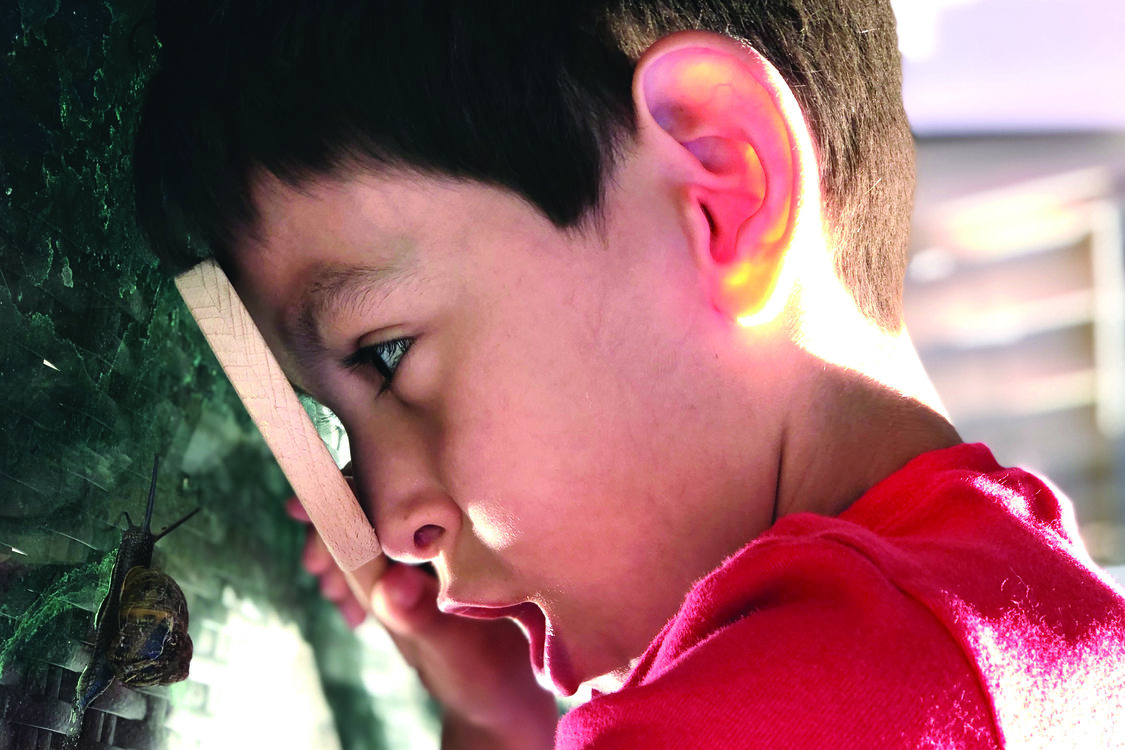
[74,454,198,713]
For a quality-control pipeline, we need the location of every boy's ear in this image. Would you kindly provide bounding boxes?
[633,31,808,323]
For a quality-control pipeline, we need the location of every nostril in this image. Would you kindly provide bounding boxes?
[413,524,444,551]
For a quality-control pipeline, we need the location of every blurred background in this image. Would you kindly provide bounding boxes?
[893,0,1125,567]
[1,1,1122,748]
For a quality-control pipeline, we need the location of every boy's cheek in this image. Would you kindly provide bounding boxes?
[464,502,524,552]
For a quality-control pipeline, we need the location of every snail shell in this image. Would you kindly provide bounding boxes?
[106,566,193,687]
[74,455,198,715]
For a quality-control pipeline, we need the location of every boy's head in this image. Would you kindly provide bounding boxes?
[136,1,930,694]
[136,0,913,330]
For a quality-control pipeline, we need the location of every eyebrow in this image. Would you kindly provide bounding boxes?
[289,263,409,374]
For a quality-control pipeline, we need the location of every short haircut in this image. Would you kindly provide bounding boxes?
[134,0,914,330]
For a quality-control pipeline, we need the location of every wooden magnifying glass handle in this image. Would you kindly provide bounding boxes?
[176,260,382,606]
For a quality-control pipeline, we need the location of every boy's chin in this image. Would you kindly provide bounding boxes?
[575,663,636,698]
[534,660,629,699]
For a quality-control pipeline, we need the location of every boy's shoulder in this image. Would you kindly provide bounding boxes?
[558,443,1125,749]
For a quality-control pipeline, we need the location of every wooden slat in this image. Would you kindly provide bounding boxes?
[175,261,381,586]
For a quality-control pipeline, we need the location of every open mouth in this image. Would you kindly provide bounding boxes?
[441,600,577,694]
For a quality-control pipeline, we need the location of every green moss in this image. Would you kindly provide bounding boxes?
[0,0,307,687]
[0,552,112,681]
[0,2,441,745]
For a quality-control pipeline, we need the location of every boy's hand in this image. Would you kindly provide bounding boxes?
[286,495,371,627]
[285,496,558,750]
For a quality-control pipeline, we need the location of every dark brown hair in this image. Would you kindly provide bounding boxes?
[134,0,913,329]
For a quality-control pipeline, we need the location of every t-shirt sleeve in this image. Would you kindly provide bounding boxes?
[555,537,999,749]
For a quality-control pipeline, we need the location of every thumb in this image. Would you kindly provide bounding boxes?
[370,563,440,635]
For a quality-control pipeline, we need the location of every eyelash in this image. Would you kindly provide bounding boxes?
[344,337,415,393]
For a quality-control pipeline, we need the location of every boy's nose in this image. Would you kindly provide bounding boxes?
[369,486,459,564]
[349,417,460,565]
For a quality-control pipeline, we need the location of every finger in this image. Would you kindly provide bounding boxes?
[369,562,441,635]
[367,564,434,672]
[302,528,336,575]
[342,553,388,612]
[319,567,351,602]
[285,495,311,522]
[338,596,368,629]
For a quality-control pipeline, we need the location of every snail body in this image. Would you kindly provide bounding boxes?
[75,455,197,713]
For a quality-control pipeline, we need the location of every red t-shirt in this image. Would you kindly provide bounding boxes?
[556,443,1125,749]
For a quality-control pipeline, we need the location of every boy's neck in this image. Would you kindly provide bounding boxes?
[772,354,962,523]
[761,251,961,521]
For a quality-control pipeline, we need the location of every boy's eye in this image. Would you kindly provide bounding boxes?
[344,337,414,393]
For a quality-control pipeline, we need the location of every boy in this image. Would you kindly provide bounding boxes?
[134,1,1125,747]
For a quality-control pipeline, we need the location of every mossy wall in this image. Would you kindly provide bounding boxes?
[0,0,377,743]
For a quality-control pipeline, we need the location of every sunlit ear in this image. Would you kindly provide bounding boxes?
[633,31,810,324]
